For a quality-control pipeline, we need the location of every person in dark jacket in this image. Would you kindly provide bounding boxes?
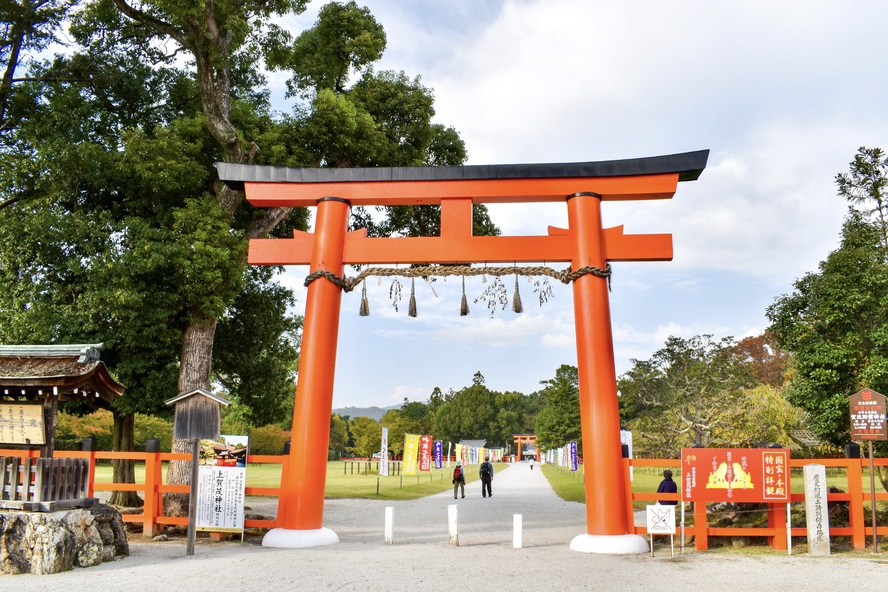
[479,456,494,498]
[657,469,678,505]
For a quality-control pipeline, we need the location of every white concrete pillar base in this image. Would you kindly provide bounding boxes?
[261,527,340,548]
[569,533,649,554]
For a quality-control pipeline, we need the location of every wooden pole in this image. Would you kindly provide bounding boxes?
[186,438,199,556]
[870,440,878,553]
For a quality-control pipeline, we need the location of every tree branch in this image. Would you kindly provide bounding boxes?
[110,0,188,48]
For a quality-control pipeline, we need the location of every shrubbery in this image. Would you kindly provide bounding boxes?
[55,409,291,453]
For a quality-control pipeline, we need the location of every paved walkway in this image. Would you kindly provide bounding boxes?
[16,463,888,591]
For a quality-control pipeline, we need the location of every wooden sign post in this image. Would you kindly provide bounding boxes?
[219,150,709,552]
[849,388,887,553]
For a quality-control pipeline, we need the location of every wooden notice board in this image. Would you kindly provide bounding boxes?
[0,404,46,445]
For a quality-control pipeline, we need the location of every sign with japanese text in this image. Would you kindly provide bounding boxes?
[681,448,790,503]
[419,435,432,471]
[196,435,247,534]
[849,389,887,441]
[403,434,419,475]
[434,440,443,469]
[569,441,579,472]
[379,427,389,476]
[0,404,45,445]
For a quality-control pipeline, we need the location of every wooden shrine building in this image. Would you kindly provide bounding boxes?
[0,344,125,457]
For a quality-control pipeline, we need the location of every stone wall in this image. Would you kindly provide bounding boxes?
[0,503,129,575]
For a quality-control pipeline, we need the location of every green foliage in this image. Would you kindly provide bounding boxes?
[836,146,888,251]
[768,148,888,455]
[273,1,386,97]
[55,410,172,451]
[434,372,497,445]
[768,212,888,447]
[348,416,381,457]
[329,413,349,456]
[248,424,291,455]
[618,335,757,456]
[533,365,581,450]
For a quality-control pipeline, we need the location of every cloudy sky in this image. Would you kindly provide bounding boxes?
[271,1,887,409]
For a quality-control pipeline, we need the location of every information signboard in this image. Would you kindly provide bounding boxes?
[0,404,45,445]
[196,435,247,534]
[681,447,790,503]
[849,389,887,441]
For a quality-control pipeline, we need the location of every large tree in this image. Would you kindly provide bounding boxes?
[533,364,581,450]
[1,1,492,514]
[617,335,755,456]
[768,195,888,453]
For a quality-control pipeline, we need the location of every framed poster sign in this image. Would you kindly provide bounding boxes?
[681,447,790,503]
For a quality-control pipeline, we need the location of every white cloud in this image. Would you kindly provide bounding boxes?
[271,1,888,406]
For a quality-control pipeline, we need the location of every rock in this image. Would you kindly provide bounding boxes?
[0,503,129,575]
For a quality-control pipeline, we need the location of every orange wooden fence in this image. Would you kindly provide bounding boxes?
[0,448,286,537]
[0,449,884,550]
[627,457,888,551]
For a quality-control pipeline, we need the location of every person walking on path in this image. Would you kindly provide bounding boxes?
[656,469,678,505]
[453,460,466,499]
[480,456,494,498]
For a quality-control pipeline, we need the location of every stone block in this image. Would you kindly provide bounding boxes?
[0,503,129,575]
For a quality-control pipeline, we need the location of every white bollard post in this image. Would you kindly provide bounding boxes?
[384,506,394,545]
[448,504,459,546]
[513,514,523,548]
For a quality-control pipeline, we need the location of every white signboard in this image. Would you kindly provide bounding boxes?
[646,504,676,534]
[196,465,246,533]
[620,429,633,480]
[196,435,248,534]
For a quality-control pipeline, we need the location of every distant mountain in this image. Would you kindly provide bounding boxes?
[332,405,398,421]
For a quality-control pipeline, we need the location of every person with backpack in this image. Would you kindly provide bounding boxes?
[479,456,494,498]
[452,460,466,499]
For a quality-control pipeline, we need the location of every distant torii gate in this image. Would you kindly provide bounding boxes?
[219,150,708,553]
[513,434,539,462]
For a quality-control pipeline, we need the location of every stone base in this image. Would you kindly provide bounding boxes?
[569,533,649,554]
[0,504,129,575]
[262,527,339,548]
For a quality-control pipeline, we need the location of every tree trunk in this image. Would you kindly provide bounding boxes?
[164,319,217,518]
[877,466,888,492]
[109,411,143,507]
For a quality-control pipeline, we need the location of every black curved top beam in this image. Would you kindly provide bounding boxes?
[217,149,709,192]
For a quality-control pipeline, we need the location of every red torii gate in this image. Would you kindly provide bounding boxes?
[513,434,539,462]
[219,150,708,553]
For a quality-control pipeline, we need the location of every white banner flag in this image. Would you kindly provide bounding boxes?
[380,427,389,476]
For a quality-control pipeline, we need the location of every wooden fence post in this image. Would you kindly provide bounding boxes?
[847,457,866,550]
[142,443,162,538]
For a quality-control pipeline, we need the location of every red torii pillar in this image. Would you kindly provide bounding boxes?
[219,150,708,552]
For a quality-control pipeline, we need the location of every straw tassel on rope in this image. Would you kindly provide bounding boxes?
[359,280,370,316]
[408,277,417,317]
[460,276,469,316]
[512,274,524,313]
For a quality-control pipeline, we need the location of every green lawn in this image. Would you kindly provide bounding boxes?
[541,463,880,506]
[92,460,507,501]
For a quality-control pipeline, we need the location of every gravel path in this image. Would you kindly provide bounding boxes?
[14,463,888,591]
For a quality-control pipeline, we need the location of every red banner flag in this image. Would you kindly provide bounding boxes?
[419,435,433,471]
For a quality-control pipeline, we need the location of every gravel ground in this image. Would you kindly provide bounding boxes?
[12,463,888,591]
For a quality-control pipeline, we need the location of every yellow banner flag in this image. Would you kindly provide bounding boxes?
[403,434,419,475]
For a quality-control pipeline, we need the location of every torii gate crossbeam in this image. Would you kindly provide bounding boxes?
[218,150,708,553]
